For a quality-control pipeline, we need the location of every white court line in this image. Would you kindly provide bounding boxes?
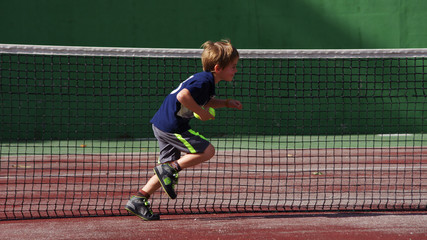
[2,165,426,179]
[376,134,414,137]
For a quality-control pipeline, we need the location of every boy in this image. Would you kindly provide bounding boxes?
[125,40,243,220]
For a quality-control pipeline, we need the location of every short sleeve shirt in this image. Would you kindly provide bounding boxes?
[150,71,215,133]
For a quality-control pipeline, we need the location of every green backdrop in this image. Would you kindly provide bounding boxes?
[1,0,427,49]
[1,0,426,141]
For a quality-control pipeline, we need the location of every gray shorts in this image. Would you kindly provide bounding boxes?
[152,125,211,164]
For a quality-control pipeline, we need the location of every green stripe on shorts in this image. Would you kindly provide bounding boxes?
[188,129,207,140]
[174,129,207,154]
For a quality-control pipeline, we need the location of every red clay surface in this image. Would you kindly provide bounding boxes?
[1,211,426,240]
[2,147,426,220]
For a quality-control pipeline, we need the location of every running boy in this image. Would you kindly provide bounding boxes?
[125,40,242,220]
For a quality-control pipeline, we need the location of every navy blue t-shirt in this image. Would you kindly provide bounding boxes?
[150,71,215,133]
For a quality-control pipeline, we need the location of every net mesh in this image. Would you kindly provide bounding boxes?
[0,44,426,220]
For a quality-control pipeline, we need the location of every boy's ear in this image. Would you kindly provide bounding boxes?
[214,64,222,72]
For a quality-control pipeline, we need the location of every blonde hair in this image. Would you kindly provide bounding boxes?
[201,40,239,72]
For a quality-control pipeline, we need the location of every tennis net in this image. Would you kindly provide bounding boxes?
[0,44,426,220]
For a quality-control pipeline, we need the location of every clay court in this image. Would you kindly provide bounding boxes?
[2,147,426,217]
[1,147,426,239]
[1,212,426,239]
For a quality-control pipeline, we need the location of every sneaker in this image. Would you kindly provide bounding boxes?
[154,163,178,199]
[125,196,160,221]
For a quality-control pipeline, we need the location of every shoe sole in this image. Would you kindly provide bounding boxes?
[125,206,159,221]
[154,167,177,199]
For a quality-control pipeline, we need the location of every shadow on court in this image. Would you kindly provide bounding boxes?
[1,211,425,240]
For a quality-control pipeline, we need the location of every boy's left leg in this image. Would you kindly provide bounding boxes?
[176,143,215,168]
[153,126,214,199]
[154,144,215,199]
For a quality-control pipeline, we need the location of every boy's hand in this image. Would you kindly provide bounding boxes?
[195,109,215,121]
[226,99,243,110]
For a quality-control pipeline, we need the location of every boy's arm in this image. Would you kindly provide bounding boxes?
[205,98,243,110]
[176,88,214,121]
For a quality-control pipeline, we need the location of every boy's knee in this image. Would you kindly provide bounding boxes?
[204,144,215,159]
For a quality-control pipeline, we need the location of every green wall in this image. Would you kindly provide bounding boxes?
[1,0,426,141]
[1,0,427,49]
[1,53,425,140]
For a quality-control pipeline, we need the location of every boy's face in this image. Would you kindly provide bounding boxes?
[215,57,239,82]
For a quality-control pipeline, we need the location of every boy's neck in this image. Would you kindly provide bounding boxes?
[212,72,220,84]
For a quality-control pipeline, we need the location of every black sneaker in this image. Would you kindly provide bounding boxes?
[154,163,178,199]
[125,196,160,221]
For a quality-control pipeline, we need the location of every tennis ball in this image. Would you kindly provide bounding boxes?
[80,144,87,148]
[194,107,215,120]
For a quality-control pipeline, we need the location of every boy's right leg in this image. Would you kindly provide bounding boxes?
[125,195,160,221]
[125,175,161,221]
